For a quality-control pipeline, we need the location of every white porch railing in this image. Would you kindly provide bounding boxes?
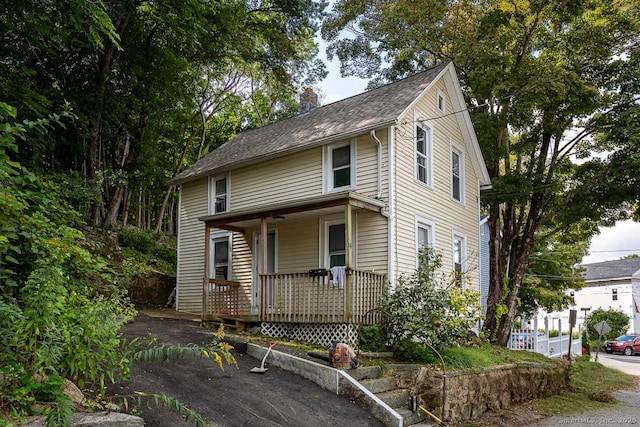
[508,317,583,358]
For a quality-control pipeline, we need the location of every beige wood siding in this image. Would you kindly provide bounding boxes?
[355,210,388,274]
[176,179,208,313]
[230,132,389,211]
[231,232,252,314]
[231,148,323,210]
[393,78,481,292]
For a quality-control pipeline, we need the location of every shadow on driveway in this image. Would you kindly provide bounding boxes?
[106,314,384,427]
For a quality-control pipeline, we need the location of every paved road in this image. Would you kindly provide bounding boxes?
[532,353,640,427]
[106,314,383,427]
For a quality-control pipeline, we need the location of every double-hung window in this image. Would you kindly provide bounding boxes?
[416,216,435,268]
[452,232,466,285]
[210,175,228,214]
[415,123,432,186]
[324,142,355,192]
[211,233,231,280]
[451,142,465,203]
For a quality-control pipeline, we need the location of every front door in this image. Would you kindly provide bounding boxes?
[252,230,276,314]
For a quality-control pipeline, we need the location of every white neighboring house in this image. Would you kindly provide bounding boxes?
[537,257,640,334]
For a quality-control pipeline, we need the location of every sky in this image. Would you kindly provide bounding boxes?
[313,36,640,267]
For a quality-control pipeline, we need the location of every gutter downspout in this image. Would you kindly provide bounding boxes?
[370,130,382,199]
[386,126,396,290]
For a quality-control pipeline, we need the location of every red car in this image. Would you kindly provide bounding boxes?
[604,334,640,356]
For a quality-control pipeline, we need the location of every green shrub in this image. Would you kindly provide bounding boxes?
[117,227,155,254]
[378,248,483,354]
[586,308,629,340]
[358,324,389,352]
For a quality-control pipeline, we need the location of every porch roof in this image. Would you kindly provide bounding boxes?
[198,191,385,232]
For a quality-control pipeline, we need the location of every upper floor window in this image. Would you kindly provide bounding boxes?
[612,288,618,301]
[324,141,355,192]
[209,175,228,214]
[453,232,466,285]
[415,123,433,186]
[451,142,465,203]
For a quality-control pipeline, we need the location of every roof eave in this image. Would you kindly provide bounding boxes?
[169,118,398,186]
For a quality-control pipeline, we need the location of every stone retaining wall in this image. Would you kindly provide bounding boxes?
[393,361,569,421]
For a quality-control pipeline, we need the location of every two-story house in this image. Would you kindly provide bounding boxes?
[170,62,490,346]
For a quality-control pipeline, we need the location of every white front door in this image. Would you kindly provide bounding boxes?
[252,230,276,314]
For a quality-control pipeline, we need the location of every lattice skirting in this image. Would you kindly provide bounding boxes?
[261,322,359,348]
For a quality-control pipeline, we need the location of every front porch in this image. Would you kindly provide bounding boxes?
[202,268,387,325]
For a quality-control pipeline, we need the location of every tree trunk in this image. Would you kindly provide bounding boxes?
[104,184,125,226]
[122,187,132,226]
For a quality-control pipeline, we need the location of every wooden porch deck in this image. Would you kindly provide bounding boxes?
[202,269,387,325]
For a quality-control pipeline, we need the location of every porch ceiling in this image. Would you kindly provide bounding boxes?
[198,191,386,232]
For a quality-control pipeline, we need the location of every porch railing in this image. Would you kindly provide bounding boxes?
[259,268,387,324]
[202,278,240,318]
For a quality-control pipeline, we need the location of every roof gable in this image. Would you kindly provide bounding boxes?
[172,62,490,186]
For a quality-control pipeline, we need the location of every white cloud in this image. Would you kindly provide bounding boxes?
[582,220,640,264]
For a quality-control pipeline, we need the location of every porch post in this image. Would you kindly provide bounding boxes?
[260,217,268,318]
[345,199,353,322]
[202,223,211,320]
[261,217,268,273]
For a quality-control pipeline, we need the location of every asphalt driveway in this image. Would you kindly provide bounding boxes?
[106,314,384,427]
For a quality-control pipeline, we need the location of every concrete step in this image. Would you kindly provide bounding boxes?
[377,389,410,409]
[361,376,397,393]
[396,407,431,427]
[346,365,382,381]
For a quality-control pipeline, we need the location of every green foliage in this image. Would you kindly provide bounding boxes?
[357,324,388,353]
[378,248,483,353]
[0,113,136,423]
[117,226,177,269]
[586,308,630,341]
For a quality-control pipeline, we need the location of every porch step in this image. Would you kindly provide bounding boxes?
[377,389,409,408]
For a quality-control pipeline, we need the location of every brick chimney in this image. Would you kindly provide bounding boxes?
[299,87,318,115]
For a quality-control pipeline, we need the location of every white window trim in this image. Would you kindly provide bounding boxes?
[319,214,356,268]
[323,140,356,193]
[414,112,434,188]
[452,230,467,278]
[415,215,436,269]
[450,140,465,204]
[437,89,446,113]
[208,174,230,215]
[210,231,232,280]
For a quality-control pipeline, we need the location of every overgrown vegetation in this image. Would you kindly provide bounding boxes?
[0,109,231,426]
[369,249,483,359]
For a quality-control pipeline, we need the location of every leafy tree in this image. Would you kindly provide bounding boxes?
[1,0,327,231]
[519,228,588,316]
[586,308,630,341]
[322,0,640,345]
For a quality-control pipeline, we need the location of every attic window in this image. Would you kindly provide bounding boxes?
[437,90,446,113]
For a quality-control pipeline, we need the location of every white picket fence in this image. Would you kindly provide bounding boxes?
[508,317,583,358]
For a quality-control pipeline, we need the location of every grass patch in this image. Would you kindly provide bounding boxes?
[528,358,638,415]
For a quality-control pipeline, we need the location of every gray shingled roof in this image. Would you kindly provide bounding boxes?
[581,257,640,281]
[171,63,448,185]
